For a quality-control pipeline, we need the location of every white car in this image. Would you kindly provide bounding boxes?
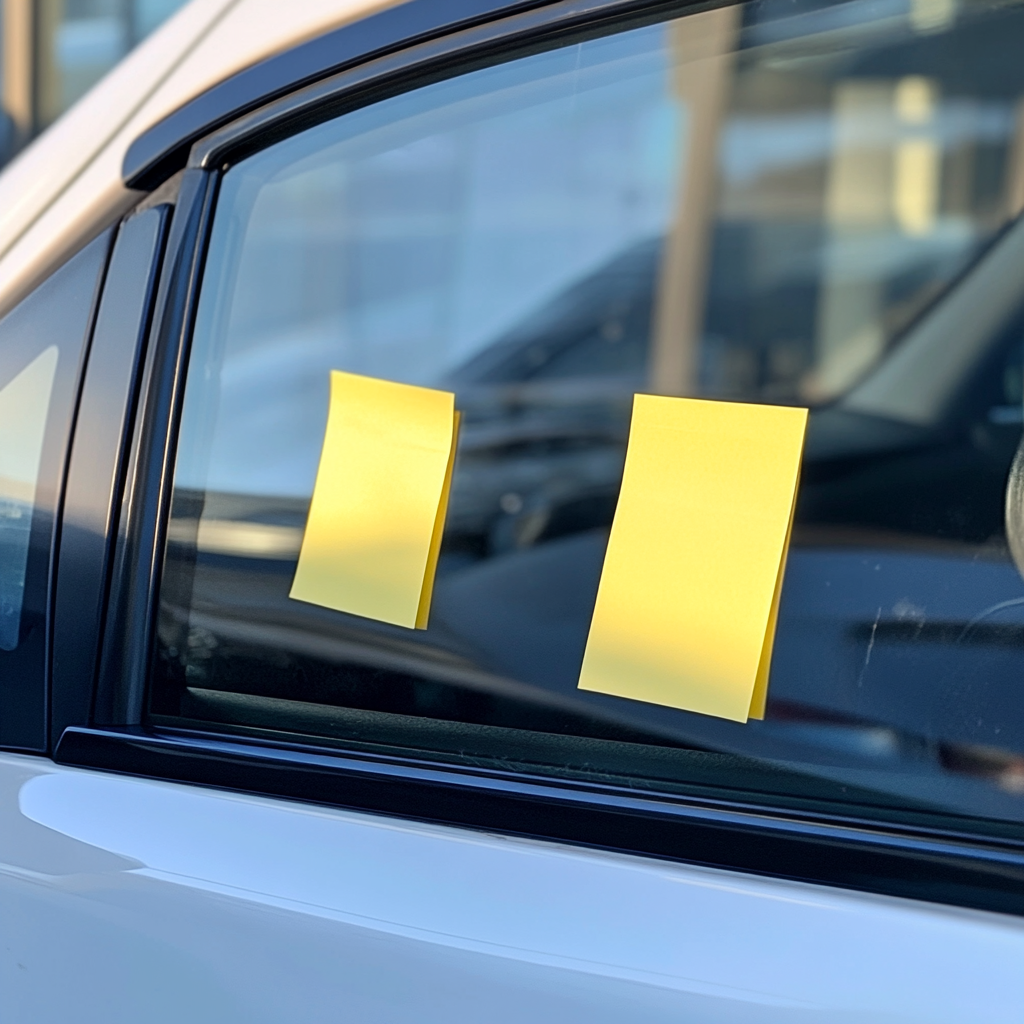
[1,0,1023,1020]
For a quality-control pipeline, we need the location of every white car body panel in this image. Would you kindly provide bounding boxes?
[0,0,406,311]
[2,752,1022,1023]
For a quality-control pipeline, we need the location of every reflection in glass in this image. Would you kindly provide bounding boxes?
[155,0,1024,831]
[24,0,191,137]
[0,347,58,650]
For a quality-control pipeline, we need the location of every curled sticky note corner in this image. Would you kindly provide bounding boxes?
[415,410,460,629]
[578,394,806,723]
[290,370,459,630]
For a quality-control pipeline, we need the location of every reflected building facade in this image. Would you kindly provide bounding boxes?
[0,0,189,166]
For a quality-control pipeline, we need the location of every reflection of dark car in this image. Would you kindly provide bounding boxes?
[419,219,1024,817]
[444,237,656,552]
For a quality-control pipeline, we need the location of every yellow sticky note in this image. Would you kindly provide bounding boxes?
[289,370,459,629]
[578,395,806,722]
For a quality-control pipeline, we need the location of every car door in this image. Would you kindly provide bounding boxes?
[4,0,1024,1020]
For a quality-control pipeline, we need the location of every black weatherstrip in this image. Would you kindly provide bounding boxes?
[93,171,217,728]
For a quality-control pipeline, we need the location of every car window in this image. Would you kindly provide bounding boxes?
[152,0,1024,834]
[0,233,109,749]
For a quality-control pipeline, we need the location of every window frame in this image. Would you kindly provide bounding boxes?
[50,202,171,749]
[53,0,1024,916]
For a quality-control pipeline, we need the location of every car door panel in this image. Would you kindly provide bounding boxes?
[3,752,1023,1024]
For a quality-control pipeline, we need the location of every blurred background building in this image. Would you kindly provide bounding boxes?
[0,0,190,167]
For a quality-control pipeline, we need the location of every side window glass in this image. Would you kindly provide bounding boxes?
[0,233,109,748]
[154,0,1024,833]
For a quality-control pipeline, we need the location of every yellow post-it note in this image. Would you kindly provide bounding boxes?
[578,395,806,722]
[289,370,459,629]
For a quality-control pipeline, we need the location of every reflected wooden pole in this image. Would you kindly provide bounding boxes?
[1,0,34,153]
[35,0,64,132]
[649,6,739,397]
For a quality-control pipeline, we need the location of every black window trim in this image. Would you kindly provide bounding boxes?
[50,203,172,751]
[53,0,1024,918]
[91,168,217,730]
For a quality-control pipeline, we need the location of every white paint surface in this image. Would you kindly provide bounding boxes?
[0,0,409,310]
[1,752,1021,1023]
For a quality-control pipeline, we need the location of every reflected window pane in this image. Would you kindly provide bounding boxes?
[35,0,191,128]
[0,232,110,749]
[0,347,58,650]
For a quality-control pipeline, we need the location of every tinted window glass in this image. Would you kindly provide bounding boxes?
[154,0,1024,832]
[0,233,109,748]
[0,346,59,651]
